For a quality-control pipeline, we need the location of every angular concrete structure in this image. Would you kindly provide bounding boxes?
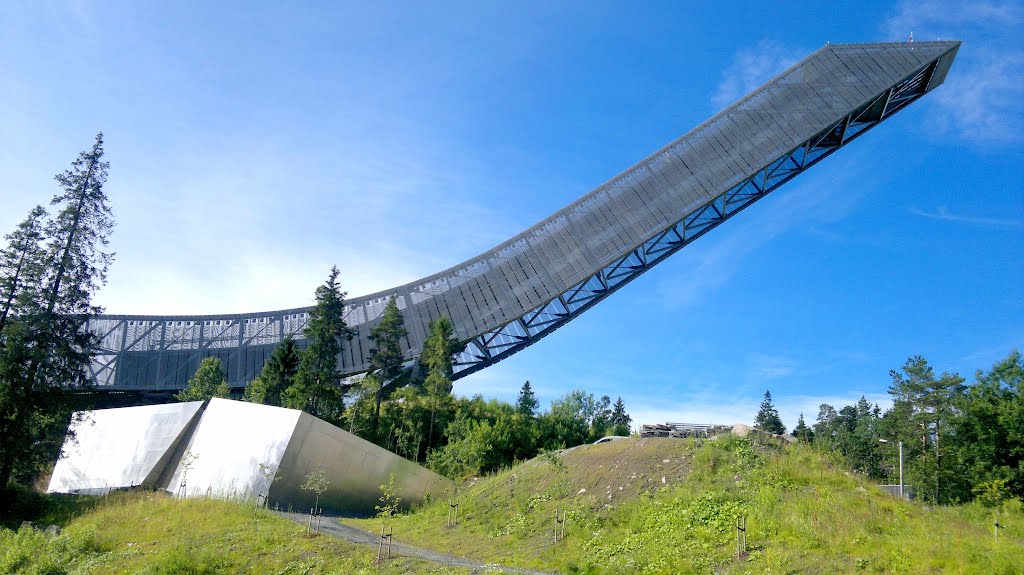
[49,398,452,514]
[48,401,205,495]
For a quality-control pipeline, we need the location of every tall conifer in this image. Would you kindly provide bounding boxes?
[285,266,354,422]
[367,296,407,441]
[421,315,462,448]
[0,206,48,336]
[754,390,786,435]
[0,134,114,487]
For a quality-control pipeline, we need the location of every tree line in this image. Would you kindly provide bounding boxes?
[752,351,1024,505]
[177,267,634,479]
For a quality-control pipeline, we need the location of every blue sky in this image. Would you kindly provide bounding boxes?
[1,1,1021,429]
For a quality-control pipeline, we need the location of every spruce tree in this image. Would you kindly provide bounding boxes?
[175,356,231,401]
[421,315,462,448]
[244,336,300,406]
[516,380,539,416]
[611,397,631,436]
[285,266,354,422]
[792,412,813,442]
[367,296,407,441]
[754,390,786,435]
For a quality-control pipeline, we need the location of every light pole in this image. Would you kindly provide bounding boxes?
[879,438,904,499]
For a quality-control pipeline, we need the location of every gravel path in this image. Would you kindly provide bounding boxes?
[276,512,557,575]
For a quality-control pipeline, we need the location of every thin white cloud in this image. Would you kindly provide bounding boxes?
[711,39,804,112]
[882,0,1024,145]
[959,341,1023,364]
[909,205,1023,229]
[883,0,1022,37]
[651,149,871,311]
[750,354,797,380]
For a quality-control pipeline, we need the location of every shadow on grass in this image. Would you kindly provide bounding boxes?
[0,484,98,529]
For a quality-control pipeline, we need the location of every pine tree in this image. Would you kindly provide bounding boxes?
[515,380,539,416]
[367,296,407,442]
[610,397,631,436]
[244,336,300,406]
[754,390,786,435]
[175,356,231,401]
[421,315,463,449]
[888,355,966,503]
[0,134,114,488]
[285,266,354,422]
[0,206,48,336]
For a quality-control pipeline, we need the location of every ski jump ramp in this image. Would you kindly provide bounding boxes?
[83,41,961,392]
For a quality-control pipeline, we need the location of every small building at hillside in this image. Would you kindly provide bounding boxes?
[48,398,452,514]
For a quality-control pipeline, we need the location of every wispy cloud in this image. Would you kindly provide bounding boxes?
[749,354,797,380]
[710,39,804,112]
[651,148,872,311]
[959,340,1023,364]
[909,205,1023,228]
[92,127,517,315]
[882,0,1024,145]
[883,0,1022,36]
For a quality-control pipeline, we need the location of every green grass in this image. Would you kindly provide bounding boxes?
[346,436,1024,575]
[0,491,475,574]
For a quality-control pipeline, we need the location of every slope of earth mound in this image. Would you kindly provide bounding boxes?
[343,435,1024,574]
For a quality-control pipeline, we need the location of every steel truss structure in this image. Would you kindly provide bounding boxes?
[85,41,960,391]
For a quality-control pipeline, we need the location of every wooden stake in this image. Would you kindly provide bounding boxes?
[377,525,385,561]
[553,508,566,542]
[736,515,747,557]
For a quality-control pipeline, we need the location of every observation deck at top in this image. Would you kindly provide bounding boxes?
[86,41,961,392]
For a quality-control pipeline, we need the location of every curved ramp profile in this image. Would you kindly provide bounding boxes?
[86,41,961,391]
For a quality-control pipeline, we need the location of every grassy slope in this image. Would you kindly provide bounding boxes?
[346,436,1024,575]
[0,491,474,575]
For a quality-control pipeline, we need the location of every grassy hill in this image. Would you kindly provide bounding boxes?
[345,435,1024,574]
[2,435,1021,574]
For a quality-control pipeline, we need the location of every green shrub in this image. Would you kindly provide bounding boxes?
[0,524,104,575]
